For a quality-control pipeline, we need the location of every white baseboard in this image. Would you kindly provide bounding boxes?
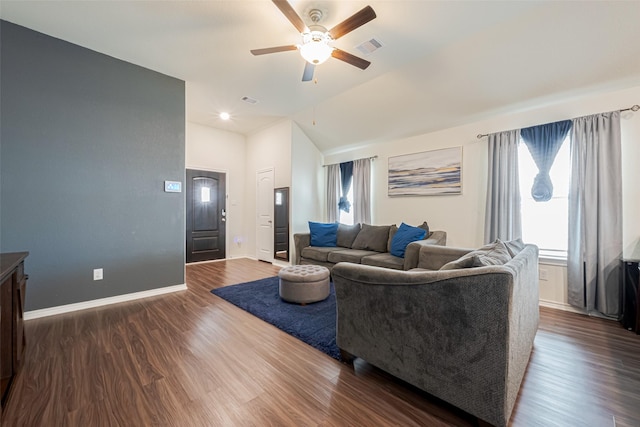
[24,283,187,320]
[187,258,227,265]
[539,299,587,315]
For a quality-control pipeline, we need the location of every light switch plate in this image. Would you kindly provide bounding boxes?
[164,181,182,193]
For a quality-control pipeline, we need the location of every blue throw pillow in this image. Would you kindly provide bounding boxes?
[309,221,339,247]
[390,222,427,258]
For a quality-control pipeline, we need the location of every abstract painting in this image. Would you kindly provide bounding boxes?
[388,147,462,196]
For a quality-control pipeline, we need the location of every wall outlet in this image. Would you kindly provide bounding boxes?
[539,268,549,281]
[93,268,103,281]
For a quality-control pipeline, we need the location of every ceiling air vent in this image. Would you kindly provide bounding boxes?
[355,38,383,56]
[241,96,258,104]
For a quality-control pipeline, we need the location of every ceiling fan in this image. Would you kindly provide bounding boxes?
[251,0,377,82]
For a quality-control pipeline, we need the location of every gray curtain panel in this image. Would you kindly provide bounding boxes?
[352,158,371,225]
[326,164,340,223]
[567,111,622,318]
[485,130,522,243]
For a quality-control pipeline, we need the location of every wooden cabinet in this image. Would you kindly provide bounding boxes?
[0,252,28,413]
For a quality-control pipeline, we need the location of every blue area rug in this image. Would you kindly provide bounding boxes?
[211,276,340,360]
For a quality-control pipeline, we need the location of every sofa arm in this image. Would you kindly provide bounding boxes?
[293,233,311,265]
[403,230,447,270]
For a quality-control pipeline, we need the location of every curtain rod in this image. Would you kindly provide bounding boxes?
[323,155,378,167]
[476,104,640,139]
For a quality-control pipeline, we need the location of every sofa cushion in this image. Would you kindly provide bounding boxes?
[337,223,361,248]
[301,246,340,262]
[439,240,512,270]
[308,221,338,247]
[352,224,391,252]
[361,253,405,270]
[390,223,428,258]
[328,249,379,264]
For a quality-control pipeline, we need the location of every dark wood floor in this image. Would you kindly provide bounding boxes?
[3,258,639,426]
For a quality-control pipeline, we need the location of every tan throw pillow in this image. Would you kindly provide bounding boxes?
[352,224,391,253]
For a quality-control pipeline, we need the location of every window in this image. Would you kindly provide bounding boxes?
[339,181,354,225]
[518,137,570,259]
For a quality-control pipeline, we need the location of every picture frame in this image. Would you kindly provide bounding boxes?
[388,146,462,196]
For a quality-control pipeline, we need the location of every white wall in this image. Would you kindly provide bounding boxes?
[325,85,640,308]
[324,123,488,248]
[185,122,247,258]
[291,122,324,262]
[245,119,293,258]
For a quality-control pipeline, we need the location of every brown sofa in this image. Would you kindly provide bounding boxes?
[293,223,447,271]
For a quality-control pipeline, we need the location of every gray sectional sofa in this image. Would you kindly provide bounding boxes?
[293,223,447,271]
[332,241,539,427]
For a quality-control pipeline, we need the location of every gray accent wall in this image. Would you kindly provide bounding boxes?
[0,21,186,311]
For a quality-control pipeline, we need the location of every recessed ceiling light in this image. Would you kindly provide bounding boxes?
[219,112,230,120]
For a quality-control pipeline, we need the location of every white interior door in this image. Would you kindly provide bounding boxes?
[256,168,274,262]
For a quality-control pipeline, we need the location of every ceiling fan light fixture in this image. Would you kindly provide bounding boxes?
[299,30,333,65]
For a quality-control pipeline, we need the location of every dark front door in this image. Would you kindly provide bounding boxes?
[186,169,226,263]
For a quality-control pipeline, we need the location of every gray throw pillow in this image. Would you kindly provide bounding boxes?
[387,224,398,252]
[439,240,512,270]
[504,238,526,257]
[416,221,430,235]
[440,256,476,270]
[470,240,512,266]
[352,224,391,253]
[337,223,361,248]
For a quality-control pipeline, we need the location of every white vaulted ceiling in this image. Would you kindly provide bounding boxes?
[2,1,640,154]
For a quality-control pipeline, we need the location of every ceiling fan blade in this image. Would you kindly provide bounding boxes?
[302,62,315,82]
[272,0,307,34]
[250,45,298,56]
[331,49,371,70]
[328,5,376,40]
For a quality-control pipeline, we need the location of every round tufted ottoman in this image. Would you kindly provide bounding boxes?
[278,265,330,304]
